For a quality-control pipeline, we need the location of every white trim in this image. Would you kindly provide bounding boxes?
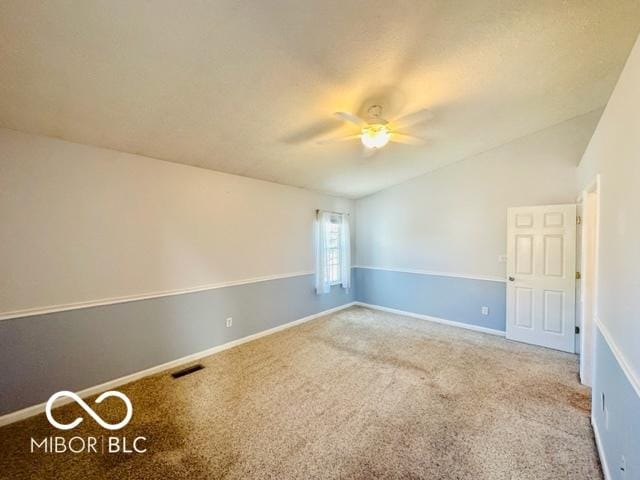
[595,317,640,398]
[592,414,611,480]
[0,270,315,321]
[0,266,497,321]
[578,174,601,386]
[0,302,356,427]
[353,265,506,283]
[354,302,506,337]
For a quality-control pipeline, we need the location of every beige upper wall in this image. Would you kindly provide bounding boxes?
[355,110,601,279]
[577,35,640,378]
[0,128,354,315]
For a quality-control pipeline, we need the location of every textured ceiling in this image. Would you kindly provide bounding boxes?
[1,1,639,198]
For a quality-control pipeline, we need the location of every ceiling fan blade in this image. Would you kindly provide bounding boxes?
[334,111,367,127]
[316,134,361,145]
[390,133,426,145]
[391,108,434,128]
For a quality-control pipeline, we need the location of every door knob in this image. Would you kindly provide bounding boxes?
[508,276,515,282]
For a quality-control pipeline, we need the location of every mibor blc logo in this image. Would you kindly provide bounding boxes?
[31,390,147,454]
[45,390,133,430]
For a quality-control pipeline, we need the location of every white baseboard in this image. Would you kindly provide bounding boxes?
[354,302,506,337]
[0,302,356,427]
[591,414,611,480]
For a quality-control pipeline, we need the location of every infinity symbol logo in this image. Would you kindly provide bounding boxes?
[45,391,133,431]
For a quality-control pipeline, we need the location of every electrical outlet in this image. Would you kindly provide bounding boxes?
[225,317,233,328]
[481,306,489,316]
[498,255,507,263]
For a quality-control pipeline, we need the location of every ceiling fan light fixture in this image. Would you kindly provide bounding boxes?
[361,124,391,149]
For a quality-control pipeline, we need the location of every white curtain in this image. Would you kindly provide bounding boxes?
[315,211,332,295]
[340,214,351,290]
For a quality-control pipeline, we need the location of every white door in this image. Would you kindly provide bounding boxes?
[506,204,577,352]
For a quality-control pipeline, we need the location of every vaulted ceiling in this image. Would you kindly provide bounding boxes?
[1,1,638,197]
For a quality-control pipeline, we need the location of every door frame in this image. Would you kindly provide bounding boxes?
[578,174,600,386]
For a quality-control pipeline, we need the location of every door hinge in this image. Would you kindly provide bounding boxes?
[577,216,582,225]
[576,271,581,280]
[575,326,580,334]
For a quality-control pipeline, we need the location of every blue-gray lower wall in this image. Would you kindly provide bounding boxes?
[354,268,506,332]
[1,267,504,417]
[0,273,354,416]
[592,326,640,480]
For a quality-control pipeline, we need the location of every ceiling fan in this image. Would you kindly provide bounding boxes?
[317,105,432,154]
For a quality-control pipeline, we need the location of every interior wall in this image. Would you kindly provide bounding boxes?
[577,34,640,387]
[354,110,601,330]
[0,128,354,316]
[576,34,640,479]
[0,128,355,415]
[356,111,599,278]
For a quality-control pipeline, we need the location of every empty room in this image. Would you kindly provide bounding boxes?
[1,2,639,479]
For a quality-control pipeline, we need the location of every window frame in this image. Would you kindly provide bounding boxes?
[324,214,343,286]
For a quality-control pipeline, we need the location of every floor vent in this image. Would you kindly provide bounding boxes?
[171,364,204,379]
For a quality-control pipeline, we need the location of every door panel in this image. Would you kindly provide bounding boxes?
[506,204,576,352]
[516,213,534,227]
[515,287,533,328]
[544,212,564,227]
[515,235,533,274]
[542,290,564,334]
[543,235,564,276]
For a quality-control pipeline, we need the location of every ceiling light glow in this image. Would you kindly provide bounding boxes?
[361,124,391,149]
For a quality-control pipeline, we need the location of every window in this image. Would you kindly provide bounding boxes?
[325,215,342,285]
[315,210,351,295]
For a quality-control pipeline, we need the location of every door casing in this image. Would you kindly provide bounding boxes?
[578,176,600,385]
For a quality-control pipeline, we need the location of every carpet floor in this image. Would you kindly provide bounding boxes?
[0,306,601,479]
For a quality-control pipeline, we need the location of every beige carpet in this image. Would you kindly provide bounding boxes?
[0,306,601,479]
